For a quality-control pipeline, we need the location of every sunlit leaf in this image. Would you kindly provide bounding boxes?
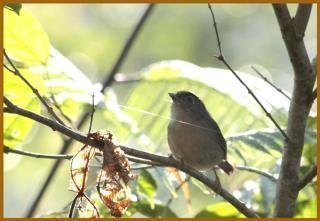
[4,68,45,148]
[227,128,284,155]
[295,185,317,218]
[195,202,244,218]
[42,48,104,120]
[4,7,50,65]
[142,60,290,115]
[137,169,157,209]
[134,201,177,218]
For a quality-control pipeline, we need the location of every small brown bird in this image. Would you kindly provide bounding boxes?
[167,91,233,174]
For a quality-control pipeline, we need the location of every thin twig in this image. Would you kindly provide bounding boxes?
[4,99,258,217]
[69,93,98,218]
[87,94,95,138]
[207,4,223,59]
[251,66,291,100]
[297,165,316,190]
[50,94,74,125]
[166,176,191,207]
[4,145,73,160]
[3,49,66,126]
[68,195,80,218]
[235,165,277,183]
[207,4,289,141]
[25,5,155,217]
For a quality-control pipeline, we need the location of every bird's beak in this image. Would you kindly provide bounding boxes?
[168,92,176,101]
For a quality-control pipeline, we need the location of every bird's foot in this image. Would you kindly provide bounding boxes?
[167,154,185,167]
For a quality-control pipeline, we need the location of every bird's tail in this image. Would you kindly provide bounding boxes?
[218,160,234,175]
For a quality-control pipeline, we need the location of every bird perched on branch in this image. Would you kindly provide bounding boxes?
[167,91,233,175]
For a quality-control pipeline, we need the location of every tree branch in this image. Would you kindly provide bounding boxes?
[272,4,315,217]
[4,97,85,142]
[4,141,278,184]
[4,98,258,218]
[101,4,154,91]
[126,156,163,167]
[26,4,155,217]
[297,165,317,191]
[207,4,289,141]
[293,4,312,39]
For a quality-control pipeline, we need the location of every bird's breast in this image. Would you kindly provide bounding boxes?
[167,121,224,171]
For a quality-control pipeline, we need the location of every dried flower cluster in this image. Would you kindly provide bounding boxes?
[69,131,134,218]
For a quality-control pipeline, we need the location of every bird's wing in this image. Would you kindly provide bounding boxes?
[206,118,227,159]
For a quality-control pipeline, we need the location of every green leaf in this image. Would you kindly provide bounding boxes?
[195,202,244,218]
[4,7,50,65]
[4,68,45,148]
[4,6,98,122]
[236,136,273,156]
[137,169,157,209]
[295,187,317,218]
[134,201,177,217]
[227,128,284,165]
[44,48,105,120]
[4,4,22,15]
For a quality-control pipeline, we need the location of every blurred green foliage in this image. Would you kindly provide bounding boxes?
[3,4,316,218]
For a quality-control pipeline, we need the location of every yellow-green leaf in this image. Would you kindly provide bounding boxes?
[137,169,157,209]
[4,68,45,148]
[195,202,244,218]
[4,7,50,65]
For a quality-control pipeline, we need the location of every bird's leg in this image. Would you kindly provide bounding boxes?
[177,157,185,167]
[213,169,222,194]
